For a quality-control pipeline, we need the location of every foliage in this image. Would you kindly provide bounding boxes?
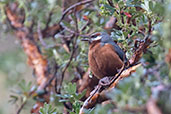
[0,0,171,114]
[56,83,86,114]
[39,103,58,114]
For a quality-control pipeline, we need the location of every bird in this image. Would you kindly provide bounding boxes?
[82,32,127,79]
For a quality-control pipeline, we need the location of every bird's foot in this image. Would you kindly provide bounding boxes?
[99,77,112,86]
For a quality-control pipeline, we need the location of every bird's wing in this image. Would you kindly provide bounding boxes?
[95,43,124,76]
[101,41,126,61]
[111,42,126,61]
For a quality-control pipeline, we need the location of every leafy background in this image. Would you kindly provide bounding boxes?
[0,0,171,114]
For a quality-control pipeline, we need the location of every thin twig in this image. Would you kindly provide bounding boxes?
[74,7,79,34]
[37,22,48,48]
[148,17,152,34]
[58,0,94,23]
[44,9,53,30]
[56,34,74,38]
[56,8,80,93]
[129,34,152,65]
[16,101,27,114]
[80,20,91,31]
[44,63,58,89]
[56,46,76,93]
[79,84,102,113]
[29,19,35,33]
[60,23,89,38]
[107,0,114,7]
[122,105,146,113]
[145,63,165,85]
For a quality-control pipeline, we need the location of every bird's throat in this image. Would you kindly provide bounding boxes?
[89,40,101,50]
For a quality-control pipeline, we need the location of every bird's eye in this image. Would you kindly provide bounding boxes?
[91,35,96,38]
[90,33,101,38]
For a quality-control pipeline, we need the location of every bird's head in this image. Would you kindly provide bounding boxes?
[81,32,112,44]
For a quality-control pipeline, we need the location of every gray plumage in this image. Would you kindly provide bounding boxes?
[100,32,127,61]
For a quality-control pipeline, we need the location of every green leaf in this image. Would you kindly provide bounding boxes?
[9,95,18,104]
[153,3,165,16]
[58,99,69,102]
[149,1,154,11]
[39,103,57,114]
[18,80,32,94]
[65,82,77,94]
[56,94,72,99]
[75,89,86,100]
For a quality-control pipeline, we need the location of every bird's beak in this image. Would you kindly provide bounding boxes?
[81,37,90,42]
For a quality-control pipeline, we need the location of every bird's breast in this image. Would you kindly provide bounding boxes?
[88,42,123,79]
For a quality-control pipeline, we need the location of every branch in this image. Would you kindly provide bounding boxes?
[34,0,94,40]
[16,101,27,114]
[5,5,58,113]
[56,8,80,93]
[122,105,146,113]
[107,0,114,7]
[129,34,152,65]
[44,9,53,30]
[146,97,162,114]
[60,23,89,38]
[79,64,126,113]
[37,22,48,48]
[79,63,141,114]
[5,6,23,29]
[56,44,76,93]
[58,0,94,23]
[44,62,59,89]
